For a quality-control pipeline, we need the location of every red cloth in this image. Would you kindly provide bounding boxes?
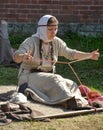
[79,85,103,107]
[87,91,103,105]
[79,84,91,96]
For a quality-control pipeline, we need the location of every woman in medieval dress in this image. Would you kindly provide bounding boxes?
[13,15,99,110]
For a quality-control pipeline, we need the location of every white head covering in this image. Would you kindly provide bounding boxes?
[32,15,54,43]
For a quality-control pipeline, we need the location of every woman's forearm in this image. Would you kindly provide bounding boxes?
[73,50,92,60]
[73,49,99,61]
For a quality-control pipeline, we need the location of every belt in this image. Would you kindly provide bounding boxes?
[30,68,53,73]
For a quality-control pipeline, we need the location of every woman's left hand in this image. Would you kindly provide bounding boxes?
[91,49,100,60]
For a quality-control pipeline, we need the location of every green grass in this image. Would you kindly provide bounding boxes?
[0,113,103,130]
[56,61,103,93]
[0,67,18,86]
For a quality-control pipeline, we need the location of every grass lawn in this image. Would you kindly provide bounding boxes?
[0,113,103,130]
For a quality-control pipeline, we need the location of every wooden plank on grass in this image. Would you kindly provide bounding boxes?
[33,108,103,120]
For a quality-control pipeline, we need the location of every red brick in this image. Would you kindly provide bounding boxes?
[0,0,102,24]
[17,0,30,4]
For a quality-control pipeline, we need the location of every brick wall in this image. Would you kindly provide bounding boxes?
[0,0,103,24]
[0,0,103,34]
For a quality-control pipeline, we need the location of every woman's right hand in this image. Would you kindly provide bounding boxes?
[23,51,34,63]
[13,50,34,63]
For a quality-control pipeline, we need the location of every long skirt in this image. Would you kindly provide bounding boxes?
[18,70,88,106]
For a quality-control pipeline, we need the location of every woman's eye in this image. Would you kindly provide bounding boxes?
[48,28,52,31]
[48,28,58,31]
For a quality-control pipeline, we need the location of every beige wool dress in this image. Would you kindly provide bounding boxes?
[15,36,88,106]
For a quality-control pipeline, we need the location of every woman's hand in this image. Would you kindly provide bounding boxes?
[90,49,100,60]
[23,51,34,63]
[13,50,34,63]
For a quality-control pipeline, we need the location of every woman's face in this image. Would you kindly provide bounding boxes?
[47,23,58,40]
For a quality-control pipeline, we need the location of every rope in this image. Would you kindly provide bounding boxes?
[67,62,82,85]
[67,62,96,110]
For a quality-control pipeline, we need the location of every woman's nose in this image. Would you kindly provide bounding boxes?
[52,30,57,34]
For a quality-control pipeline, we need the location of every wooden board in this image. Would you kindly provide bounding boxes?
[33,108,103,119]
